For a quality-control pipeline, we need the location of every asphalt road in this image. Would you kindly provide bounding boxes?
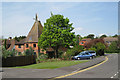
[65,53,119,78]
[1,53,119,79]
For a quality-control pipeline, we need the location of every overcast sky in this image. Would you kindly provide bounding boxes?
[2,2,118,38]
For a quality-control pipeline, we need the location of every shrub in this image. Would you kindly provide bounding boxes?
[2,46,17,58]
[93,42,106,56]
[88,47,96,52]
[36,54,48,63]
[24,47,34,56]
[105,41,119,53]
[61,45,84,60]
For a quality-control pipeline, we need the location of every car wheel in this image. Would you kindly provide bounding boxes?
[77,57,81,60]
[89,57,93,59]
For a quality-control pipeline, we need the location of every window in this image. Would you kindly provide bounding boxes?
[18,45,21,48]
[85,52,89,55]
[18,52,21,55]
[81,42,84,44]
[34,52,36,55]
[26,44,28,48]
[33,44,36,47]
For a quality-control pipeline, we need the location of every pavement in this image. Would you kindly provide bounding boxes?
[1,53,119,79]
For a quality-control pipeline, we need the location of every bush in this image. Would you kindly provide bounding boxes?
[24,47,34,56]
[2,46,17,58]
[88,47,96,52]
[36,54,48,63]
[93,42,106,56]
[61,45,84,60]
[105,41,119,53]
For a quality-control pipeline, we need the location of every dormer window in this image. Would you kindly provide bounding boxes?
[81,42,84,44]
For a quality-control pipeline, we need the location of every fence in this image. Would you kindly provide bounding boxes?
[2,55,36,67]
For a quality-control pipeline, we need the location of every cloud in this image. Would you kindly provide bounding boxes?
[72,27,83,34]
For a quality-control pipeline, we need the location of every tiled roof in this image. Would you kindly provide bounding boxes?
[25,14,43,43]
[15,38,26,45]
[103,37,118,41]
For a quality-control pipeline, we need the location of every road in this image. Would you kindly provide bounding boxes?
[63,53,119,78]
[2,53,119,79]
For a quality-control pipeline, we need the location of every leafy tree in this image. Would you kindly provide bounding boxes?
[14,36,26,42]
[93,42,106,56]
[38,13,75,58]
[87,34,94,39]
[106,41,119,53]
[100,34,107,38]
[112,34,118,37]
[75,35,81,45]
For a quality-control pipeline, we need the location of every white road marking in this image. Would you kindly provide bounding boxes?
[111,72,119,78]
[114,74,117,76]
[111,76,113,78]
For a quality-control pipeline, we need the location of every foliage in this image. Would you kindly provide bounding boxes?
[86,34,94,39]
[105,41,119,53]
[14,36,26,42]
[38,13,76,58]
[93,42,106,56]
[36,54,48,63]
[88,47,96,52]
[24,47,34,56]
[84,38,105,48]
[75,35,81,45]
[4,39,7,49]
[112,34,118,37]
[100,34,107,38]
[61,45,84,60]
[2,46,17,58]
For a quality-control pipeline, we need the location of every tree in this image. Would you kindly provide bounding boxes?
[14,36,26,42]
[38,13,75,58]
[75,35,81,45]
[93,42,106,56]
[100,34,107,38]
[106,41,119,53]
[112,34,118,37]
[87,34,94,39]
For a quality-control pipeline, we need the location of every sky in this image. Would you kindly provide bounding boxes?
[2,2,118,38]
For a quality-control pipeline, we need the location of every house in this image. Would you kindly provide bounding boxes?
[2,14,68,58]
[3,14,46,57]
[79,38,91,46]
[103,37,118,46]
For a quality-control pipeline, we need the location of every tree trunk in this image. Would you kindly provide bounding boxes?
[54,49,58,58]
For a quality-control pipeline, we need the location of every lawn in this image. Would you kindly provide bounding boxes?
[15,60,89,69]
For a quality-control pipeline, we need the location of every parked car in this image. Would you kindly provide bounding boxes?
[87,50,96,57]
[72,51,94,60]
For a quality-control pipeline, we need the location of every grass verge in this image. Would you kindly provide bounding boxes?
[14,60,89,69]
